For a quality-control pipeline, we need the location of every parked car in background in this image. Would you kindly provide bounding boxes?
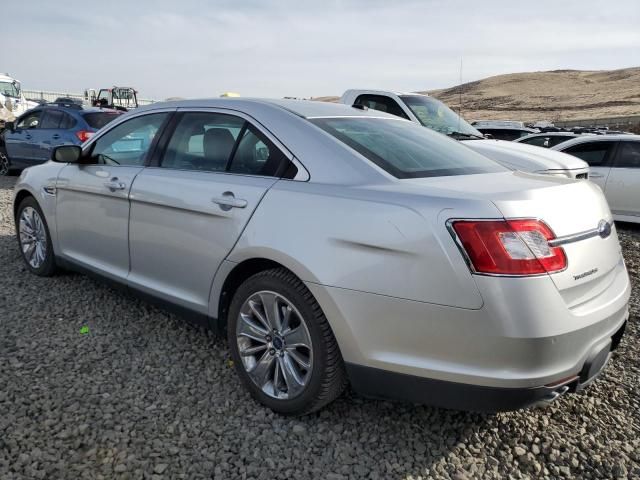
[471,120,539,141]
[341,89,483,139]
[340,90,588,178]
[13,99,629,414]
[465,139,589,179]
[0,103,122,175]
[53,97,85,106]
[553,135,640,223]
[515,132,584,148]
[0,74,39,122]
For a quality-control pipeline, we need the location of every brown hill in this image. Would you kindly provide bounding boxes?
[423,67,640,123]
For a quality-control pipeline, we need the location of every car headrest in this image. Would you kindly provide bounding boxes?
[203,128,235,169]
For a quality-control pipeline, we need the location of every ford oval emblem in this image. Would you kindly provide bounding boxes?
[597,220,612,239]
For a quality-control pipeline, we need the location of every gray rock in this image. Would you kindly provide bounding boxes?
[1,174,639,480]
[292,424,307,435]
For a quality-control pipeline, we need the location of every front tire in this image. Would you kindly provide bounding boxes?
[16,196,57,276]
[228,268,347,415]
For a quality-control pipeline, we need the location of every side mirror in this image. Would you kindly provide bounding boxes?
[5,121,15,132]
[52,145,82,163]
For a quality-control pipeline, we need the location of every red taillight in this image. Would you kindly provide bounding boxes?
[451,219,567,275]
[75,130,94,143]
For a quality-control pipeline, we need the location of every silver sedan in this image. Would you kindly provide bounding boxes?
[552,134,640,223]
[13,99,630,414]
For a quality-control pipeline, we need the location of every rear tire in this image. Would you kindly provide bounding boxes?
[16,196,57,276]
[228,268,347,415]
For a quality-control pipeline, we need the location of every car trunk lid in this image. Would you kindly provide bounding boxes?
[400,171,623,308]
[488,173,622,308]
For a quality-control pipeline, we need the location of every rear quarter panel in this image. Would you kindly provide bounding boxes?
[223,180,488,310]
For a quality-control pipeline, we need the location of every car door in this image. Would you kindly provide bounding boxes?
[33,109,64,163]
[602,141,640,218]
[55,111,78,147]
[4,109,42,165]
[127,109,298,314]
[55,112,171,281]
[560,140,616,191]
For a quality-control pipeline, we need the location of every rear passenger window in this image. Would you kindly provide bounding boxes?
[615,142,640,168]
[59,112,76,129]
[228,125,292,177]
[563,142,614,167]
[40,110,64,129]
[161,112,297,178]
[162,112,244,171]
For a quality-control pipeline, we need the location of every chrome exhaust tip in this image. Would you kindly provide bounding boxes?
[533,385,570,408]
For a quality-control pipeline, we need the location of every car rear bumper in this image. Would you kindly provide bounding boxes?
[346,320,626,412]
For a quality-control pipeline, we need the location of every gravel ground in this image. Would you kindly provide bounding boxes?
[1,174,639,480]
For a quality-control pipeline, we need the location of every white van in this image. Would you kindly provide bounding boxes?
[0,74,39,122]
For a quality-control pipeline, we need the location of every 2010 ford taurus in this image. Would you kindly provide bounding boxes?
[13,99,630,415]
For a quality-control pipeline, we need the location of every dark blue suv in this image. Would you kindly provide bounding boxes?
[0,103,122,175]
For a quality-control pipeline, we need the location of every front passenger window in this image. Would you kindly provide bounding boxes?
[563,142,614,167]
[89,113,168,166]
[17,111,42,129]
[521,137,548,147]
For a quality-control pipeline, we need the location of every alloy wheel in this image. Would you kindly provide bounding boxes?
[19,206,48,269]
[235,290,313,400]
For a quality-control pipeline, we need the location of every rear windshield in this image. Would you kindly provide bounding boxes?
[82,112,122,129]
[311,117,505,179]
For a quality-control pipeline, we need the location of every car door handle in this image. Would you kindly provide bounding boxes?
[212,192,248,210]
[590,173,604,178]
[104,178,127,191]
[52,134,60,140]
[25,134,32,140]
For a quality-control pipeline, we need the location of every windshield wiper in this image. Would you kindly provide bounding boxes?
[447,131,484,140]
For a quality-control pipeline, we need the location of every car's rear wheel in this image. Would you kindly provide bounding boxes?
[16,197,57,276]
[0,148,10,176]
[228,268,347,415]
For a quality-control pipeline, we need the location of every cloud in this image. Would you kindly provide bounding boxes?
[4,0,639,99]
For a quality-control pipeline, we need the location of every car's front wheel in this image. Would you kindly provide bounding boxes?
[16,196,57,276]
[228,268,347,415]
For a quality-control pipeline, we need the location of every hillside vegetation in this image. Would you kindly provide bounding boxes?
[423,67,640,122]
[316,67,640,124]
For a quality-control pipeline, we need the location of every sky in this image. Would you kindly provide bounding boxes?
[4,0,640,100]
